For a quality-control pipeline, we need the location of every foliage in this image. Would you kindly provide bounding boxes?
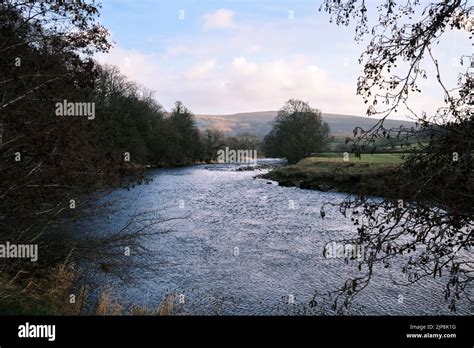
[263,99,330,163]
[320,0,473,312]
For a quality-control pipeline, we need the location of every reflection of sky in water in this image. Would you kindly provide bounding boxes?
[75,160,472,315]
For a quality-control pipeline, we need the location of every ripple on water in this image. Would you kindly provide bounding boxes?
[78,160,472,315]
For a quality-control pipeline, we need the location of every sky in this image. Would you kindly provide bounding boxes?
[96,0,471,119]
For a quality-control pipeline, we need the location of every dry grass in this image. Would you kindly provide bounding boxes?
[95,290,124,315]
[0,262,86,314]
[95,291,177,315]
[130,293,176,316]
[1,260,179,315]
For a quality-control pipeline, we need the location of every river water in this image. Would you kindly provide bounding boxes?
[77,159,471,315]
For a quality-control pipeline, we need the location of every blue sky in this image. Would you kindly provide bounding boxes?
[96,0,470,119]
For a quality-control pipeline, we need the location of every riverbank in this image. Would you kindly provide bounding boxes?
[261,153,405,198]
[9,157,463,315]
[0,266,177,315]
[146,158,270,170]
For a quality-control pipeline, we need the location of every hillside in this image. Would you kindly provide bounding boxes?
[195,111,416,138]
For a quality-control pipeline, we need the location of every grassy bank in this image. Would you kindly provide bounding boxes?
[0,267,177,315]
[0,264,82,315]
[262,153,405,197]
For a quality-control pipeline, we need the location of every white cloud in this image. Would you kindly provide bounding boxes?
[97,46,363,114]
[164,44,190,58]
[202,9,235,30]
[232,57,258,75]
[96,45,418,117]
[186,59,217,80]
[220,56,363,115]
[95,13,455,119]
[95,46,162,93]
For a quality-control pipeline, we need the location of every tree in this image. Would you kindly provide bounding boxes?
[92,64,168,164]
[263,99,330,163]
[200,129,224,162]
[0,1,116,256]
[0,1,164,303]
[319,0,473,312]
[164,101,202,165]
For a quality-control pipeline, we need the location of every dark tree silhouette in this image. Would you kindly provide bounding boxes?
[263,99,330,163]
[0,1,115,260]
[0,1,166,305]
[163,101,202,165]
[318,0,473,312]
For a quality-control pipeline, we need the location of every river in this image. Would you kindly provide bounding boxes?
[76,159,471,315]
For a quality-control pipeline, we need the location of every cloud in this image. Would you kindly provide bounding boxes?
[164,44,190,58]
[202,9,235,30]
[95,46,164,93]
[175,55,366,115]
[186,59,217,80]
[232,57,258,75]
[95,13,454,119]
[97,45,363,114]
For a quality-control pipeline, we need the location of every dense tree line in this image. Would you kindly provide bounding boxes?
[200,130,263,162]
[91,65,203,166]
[1,0,121,265]
[92,65,262,165]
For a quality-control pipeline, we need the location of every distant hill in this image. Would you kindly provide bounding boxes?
[195,111,415,138]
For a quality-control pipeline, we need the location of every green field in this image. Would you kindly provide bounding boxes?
[262,152,405,196]
[307,152,404,164]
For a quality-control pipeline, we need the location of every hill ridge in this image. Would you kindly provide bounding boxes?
[195,111,415,138]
